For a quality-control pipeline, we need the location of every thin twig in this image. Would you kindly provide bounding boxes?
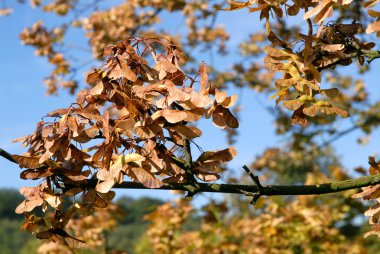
[243,165,264,205]
[320,125,360,148]
[183,139,199,197]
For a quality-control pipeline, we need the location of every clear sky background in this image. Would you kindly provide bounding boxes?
[0,2,379,204]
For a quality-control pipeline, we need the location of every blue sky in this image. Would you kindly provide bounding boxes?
[0,3,379,203]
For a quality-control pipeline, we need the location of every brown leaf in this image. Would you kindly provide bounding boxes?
[188,93,213,108]
[352,185,380,199]
[13,155,42,169]
[152,109,188,123]
[67,116,79,136]
[15,199,44,214]
[291,107,308,126]
[366,20,380,34]
[96,154,145,193]
[197,147,237,162]
[212,105,227,129]
[89,82,104,96]
[96,180,116,194]
[220,94,238,108]
[320,44,345,52]
[314,4,334,24]
[16,186,45,214]
[218,0,250,11]
[47,108,69,117]
[42,192,62,209]
[184,108,205,122]
[126,167,163,188]
[154,56,185,83]
[20,168,52,180]
[303,2,327,21]
[194,161,223,173]
[165,80,191,102]
[12,136,28,143]
[86,70,102,86]
[73,125,100,143]
[199,62,208,94]
[364,203,380,217]
[214,90,227,104]
[282,100,304,111]
[168,125,202,139]
[321,88,340,98]
[212,105,239,129]
[118,55,138,82]
[195,172,220,182]
[333,106,349,118]
[103,109,110,144]
[303,105,320,117]
[74,108,103,122]
[36,229,53,240]
[0,8,12,16]
[83,189,108,208]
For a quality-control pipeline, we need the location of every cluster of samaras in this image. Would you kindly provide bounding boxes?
[264,21,375,126]
[12,37,238,243]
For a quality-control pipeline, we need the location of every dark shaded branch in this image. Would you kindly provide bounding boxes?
[183,139,193,169]
[0,148,16,163]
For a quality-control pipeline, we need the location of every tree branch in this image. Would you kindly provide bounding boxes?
[91,174,380,196]
[1,147,379,198]
[320,124,360,148]
[0,148,16,163]
[317,48,380,71]
[361,49,380,63]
